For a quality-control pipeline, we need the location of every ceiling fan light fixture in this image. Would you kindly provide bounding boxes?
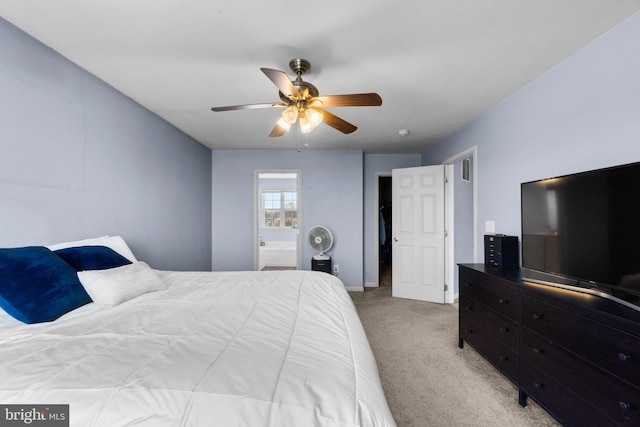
[276,117,292,132]
[211,59,381,137]
[299,113,313,133]
[299,109,323,133]
[281,106,298,124]
[308,109,323,126]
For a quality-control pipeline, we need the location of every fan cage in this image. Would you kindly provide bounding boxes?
[307,226,333,259]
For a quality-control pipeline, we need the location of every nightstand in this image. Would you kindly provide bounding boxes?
[311,258,332,274]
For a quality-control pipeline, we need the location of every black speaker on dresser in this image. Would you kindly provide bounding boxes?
[484,234,518,269]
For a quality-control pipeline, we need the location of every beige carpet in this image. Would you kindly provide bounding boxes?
[349,270,561,427]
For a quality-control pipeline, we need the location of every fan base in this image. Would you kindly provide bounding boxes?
[289,58,311,75]
[312,253,331,261]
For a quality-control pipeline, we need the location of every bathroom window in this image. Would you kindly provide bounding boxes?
[263,191,297,228]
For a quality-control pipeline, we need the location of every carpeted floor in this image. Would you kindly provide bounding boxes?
[349,267,560,427]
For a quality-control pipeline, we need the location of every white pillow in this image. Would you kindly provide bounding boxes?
[47,235,110,250]
[47,235,138,262]
[77,262,166,308]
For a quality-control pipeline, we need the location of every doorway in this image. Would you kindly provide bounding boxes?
[254,170,302,271]
[378,175,392,287]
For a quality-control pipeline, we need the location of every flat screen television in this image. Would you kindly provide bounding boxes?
[521,161,640,308]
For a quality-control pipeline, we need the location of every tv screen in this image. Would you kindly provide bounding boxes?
[521,162,640,301]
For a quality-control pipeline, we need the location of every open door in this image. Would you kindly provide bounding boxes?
[391,165,446,303]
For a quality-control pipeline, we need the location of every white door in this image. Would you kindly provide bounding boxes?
[392,165,445,303]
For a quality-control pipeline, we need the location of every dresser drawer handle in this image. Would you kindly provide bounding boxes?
[618,353,632,362]
[464,306,473,311]
[464,282,473,288]
[619,401,631,411]
[532,313,544,320]
[466,329,473,334]
[533,382,545,389]
[499,298,508,304]
[499,327,509,333]
[533,348,543,354]
[499,356,509,362]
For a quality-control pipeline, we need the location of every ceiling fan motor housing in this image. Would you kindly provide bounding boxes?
[278,82,319,104]
[278,59,319,103]
[289,58,311,75]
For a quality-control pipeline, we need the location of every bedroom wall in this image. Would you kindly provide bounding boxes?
[420,11,640,263]
[0,17,212,271]
[362,154,422,286]
[211,150,363,289]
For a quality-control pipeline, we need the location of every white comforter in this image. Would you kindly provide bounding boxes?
[0,270,395,427]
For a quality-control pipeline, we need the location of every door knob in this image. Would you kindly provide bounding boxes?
[393,237,399,242]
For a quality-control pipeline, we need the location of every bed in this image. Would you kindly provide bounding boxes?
[0,237,395,427]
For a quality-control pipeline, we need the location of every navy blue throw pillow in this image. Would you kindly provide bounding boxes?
[0,246,92,324]
[54,246,132,271]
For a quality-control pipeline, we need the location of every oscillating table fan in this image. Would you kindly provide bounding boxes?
[307,226,333,261]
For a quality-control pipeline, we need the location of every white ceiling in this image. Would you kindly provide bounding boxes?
[2,1,639,153]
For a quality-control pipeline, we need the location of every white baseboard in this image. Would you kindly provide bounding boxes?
[346,286,364,292]
[363,282,377,288]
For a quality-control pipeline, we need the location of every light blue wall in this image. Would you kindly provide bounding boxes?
[421,12,640,263]
[362,154,422,285]
[211,150,363,288]
[0,17,212,271]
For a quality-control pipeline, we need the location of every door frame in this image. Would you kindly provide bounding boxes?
[443,146,478,303]
[253,169,302,271]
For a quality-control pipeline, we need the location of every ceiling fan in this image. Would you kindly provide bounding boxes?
[211,58,382,137]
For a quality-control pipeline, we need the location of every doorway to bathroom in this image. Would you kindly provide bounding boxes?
[254,170,302,271]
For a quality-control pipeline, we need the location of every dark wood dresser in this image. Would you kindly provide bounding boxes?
[459,264,640,426]
[459,264,520,383]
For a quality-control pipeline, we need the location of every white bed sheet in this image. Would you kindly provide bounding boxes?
[0,270,396,427]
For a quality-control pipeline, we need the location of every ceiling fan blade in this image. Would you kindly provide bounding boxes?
[261,68,300,99]
[211,102,286,112]
[310,93,382,108]
[311,107,357,134]
[269,121,287,138]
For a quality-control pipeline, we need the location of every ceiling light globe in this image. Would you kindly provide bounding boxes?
[276,117,291,131]
[282,106,298,124]
[308,109,323,127]
[299,113,313,133]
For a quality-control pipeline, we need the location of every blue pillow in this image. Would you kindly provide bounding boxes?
[54,246,132,271]
[0,246,92,324]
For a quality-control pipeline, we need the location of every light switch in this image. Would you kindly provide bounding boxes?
[485,220,496,233]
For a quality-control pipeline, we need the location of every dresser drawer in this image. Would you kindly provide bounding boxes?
[522,327,640,425]
[460,316,518,383]
[522,294,640,385]
[522,360,616,427]
[460,295,518,352]
[460,270,518,320]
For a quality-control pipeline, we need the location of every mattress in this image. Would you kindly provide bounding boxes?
[0,270,396,427]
